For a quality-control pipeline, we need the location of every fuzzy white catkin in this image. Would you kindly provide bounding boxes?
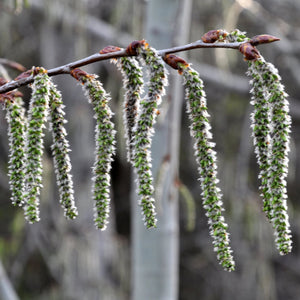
[131,43,168,228]
[261,60,292,255]
[5,97,26,207]
[78,74,116,230]
[247,58,273,219]
[112,57,144,163]
[182,65,235,271]
[24,70,50,223]
[247,57,292,255]
[48,81,78,219]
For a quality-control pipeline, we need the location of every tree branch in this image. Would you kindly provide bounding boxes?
[0,40,241,94]
[0,59,26,72]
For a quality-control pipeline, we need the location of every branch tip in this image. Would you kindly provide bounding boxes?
[250,34,280,46]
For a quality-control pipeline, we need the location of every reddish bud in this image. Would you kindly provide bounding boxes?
[163,54,189,74]
[0,93,11,103]
[249,34,280,46]
[14,69,32,81]
[201,29,227,43]
[0,77,23,103]
[0,78,8,86]
[9,91,23,98]
[14,67,47,81]
[99,45,122,54]
[239,42,260,61]
[0,90,23,103]
[32,67,47,75]
[126,40,147,55]
[70,68,94,82]
[70,68,88,80]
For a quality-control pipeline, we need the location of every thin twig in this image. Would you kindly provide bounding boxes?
[0,59,26,72]
[0,40,241,94]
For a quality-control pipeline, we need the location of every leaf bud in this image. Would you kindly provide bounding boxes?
[163,54,189,74]
[99,45,122,54]
[250,34,280,46]
[201,29,227,43]
[126,40,147,56]
[70,68,94,82]
[239,42,260,61]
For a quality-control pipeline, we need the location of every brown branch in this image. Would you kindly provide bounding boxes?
[0,59,26,72]
[0,39,254,94]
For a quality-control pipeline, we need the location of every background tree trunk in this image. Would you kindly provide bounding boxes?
[131,1,193,299]
[0,260,19,300]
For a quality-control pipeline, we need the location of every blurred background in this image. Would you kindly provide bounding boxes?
[0,0,300,299]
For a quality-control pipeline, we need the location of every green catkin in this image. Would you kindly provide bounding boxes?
[247,58,273,219]
[49,82,78,219]
[182,65,235,271]
[24,69,50,223]
[77,74,116,230]
[231,29,292,254]
[226,29,249,43]
[133,43,168,228]
[257,58,292,255]
[112,57,144,163]
[5,96,26,206]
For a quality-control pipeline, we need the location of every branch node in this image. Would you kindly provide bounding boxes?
[126,40,147,56]
[70,68,94,82]
[163,54,189,74]
[239,42,260,61]
[201,29,228,43]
